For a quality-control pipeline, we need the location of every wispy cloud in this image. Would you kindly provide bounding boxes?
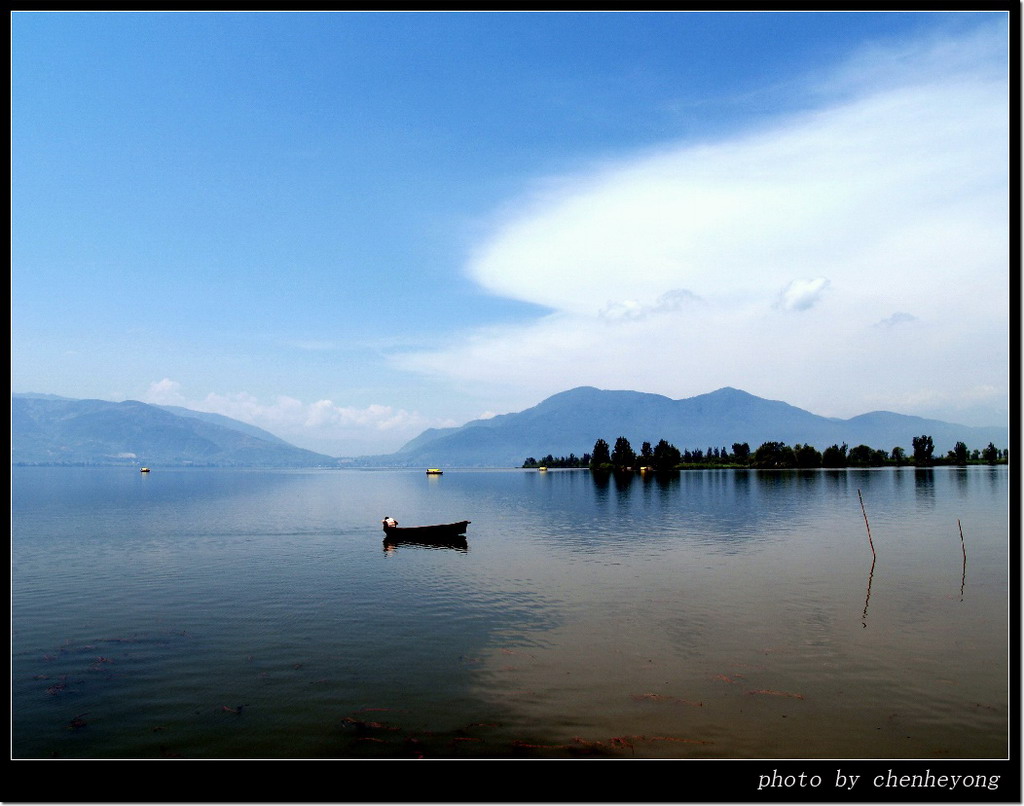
[142,379,453,455]
[285,339,341,352]
[394,26,1008,423]
[876,311,919,328]
[599,289,702,321]
[144,378,187,405]
[776,278,829,312]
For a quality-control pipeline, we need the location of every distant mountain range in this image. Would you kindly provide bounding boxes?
[363,386,1010,467]
[11,387,1009,468]
[12,394,338,467]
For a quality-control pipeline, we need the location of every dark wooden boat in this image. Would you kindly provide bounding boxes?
[381,520,470,540]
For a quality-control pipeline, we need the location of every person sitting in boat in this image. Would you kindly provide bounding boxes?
[383,516,398,528]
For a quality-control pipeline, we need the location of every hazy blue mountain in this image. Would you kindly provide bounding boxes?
[12,395,338,467]
[362,386,1009,467]
[156,405,293,445]
[13,387,1009,469]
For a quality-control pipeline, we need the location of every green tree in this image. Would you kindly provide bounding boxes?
[731,442,751,464]
[950,441,969,465]
[982,442,1000,463]
[590,438,611,468]
[912,435,935,466]
[652,439,681,471]
[794,443,822,468]
[891,446,907,466]
[822,443,848,468]
[640,441,654,465]
[752,441,796,469]
[611,436,636,469]
[848,444,875,467]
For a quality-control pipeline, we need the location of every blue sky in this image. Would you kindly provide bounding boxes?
[12,11,1011,456]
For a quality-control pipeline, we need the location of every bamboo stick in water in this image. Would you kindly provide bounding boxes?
[858,489,876,558]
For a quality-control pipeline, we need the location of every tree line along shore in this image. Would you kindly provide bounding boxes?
[523,434,1009,471]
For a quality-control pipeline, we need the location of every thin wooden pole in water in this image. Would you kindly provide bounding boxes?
[858,489,876,559]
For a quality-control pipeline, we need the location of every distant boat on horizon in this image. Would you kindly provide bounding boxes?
[426,468,443,475]
[140,467,150,473]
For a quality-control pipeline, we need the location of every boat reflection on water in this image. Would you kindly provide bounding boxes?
[383,535,469,554]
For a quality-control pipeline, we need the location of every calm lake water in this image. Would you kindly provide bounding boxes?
[11,465,1009,760]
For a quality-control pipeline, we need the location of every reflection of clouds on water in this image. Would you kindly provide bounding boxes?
[13,466,1008,759]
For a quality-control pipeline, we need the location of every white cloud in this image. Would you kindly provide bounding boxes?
[141,383,452,456]
[395,26,1008,423]
[143,378,188,406]
[599,288,702,321]
[876,311,918,328]
[776,278,829,312]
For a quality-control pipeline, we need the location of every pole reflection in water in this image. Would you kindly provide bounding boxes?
[958,518,967,601]
[862,555,875,628]
[858,488,877,628]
